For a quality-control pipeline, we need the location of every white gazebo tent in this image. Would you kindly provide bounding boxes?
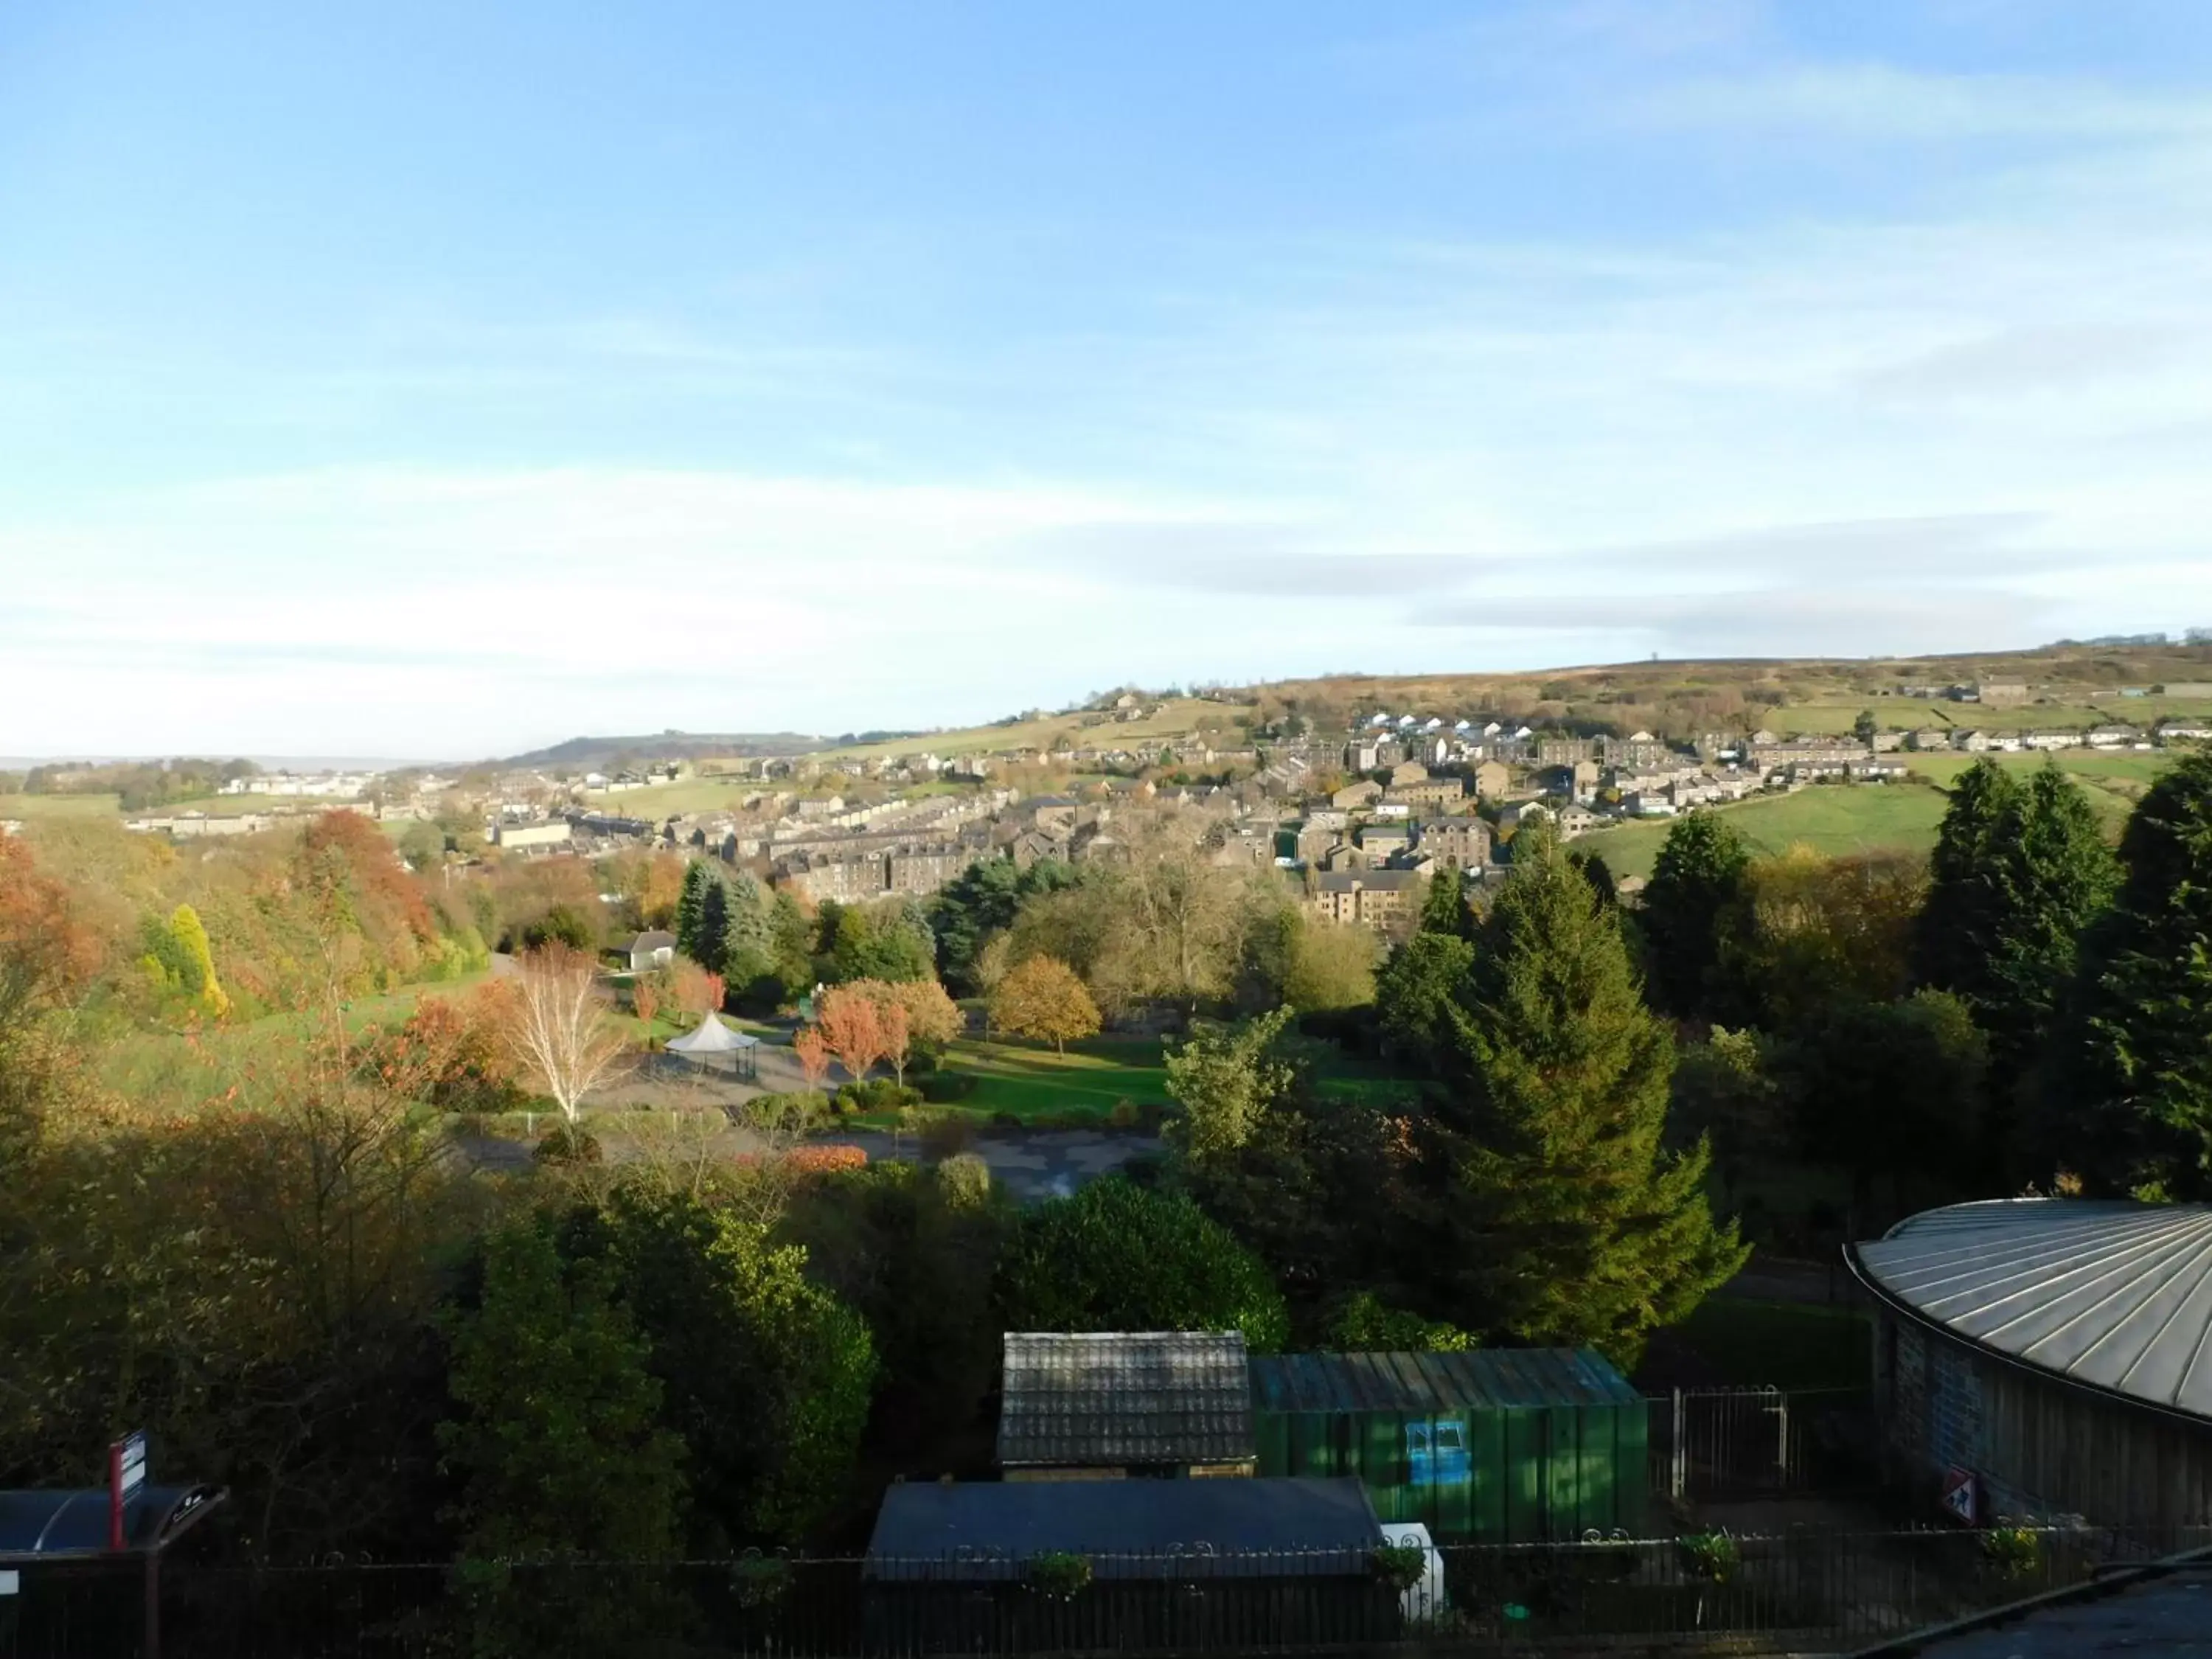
[664,1012,759,1079]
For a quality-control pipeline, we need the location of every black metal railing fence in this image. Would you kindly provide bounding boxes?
[7,1523,2206,1659]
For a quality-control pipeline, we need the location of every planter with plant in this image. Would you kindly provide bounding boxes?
[1026,1551,1093,1602]
[1980,1523,2042,1583]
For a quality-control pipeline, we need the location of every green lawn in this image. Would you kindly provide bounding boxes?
[928,1036,1170,1125]
[1665,1297,1871,1391]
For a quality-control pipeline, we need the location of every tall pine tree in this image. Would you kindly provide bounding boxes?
[2059,752,2212,1198]
[674,861,712,960]
[692,874,732,973]
[1422,831,1746,1365]
[1417,869,1475,939]
[1640,814,1750,1020]
[1913,758,2025,995]
[1919,761,2117,1172]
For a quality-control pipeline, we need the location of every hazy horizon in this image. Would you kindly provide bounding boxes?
[7,1,2212,756]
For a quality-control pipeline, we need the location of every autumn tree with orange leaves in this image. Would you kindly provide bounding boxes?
[990,955,1100,1054]
[827,977,962,1086]
[792,1026,832,1091]
[0,834,100,1046]
[815,985,889,1083]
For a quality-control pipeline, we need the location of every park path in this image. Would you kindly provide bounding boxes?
[451,1118,1158,1201]
[457,1018,1160,1200]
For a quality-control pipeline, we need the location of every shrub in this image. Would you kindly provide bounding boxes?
[1026,1552,1092,1601]
[1107,1098,1139,1130]
[532,1124,603,1165]
[838,1078,923,1113]
[936,1153,992,1211]
[1980,1523,2042,1581]
[995,1175,1290,1352]
[919,1111,976,1163]
[990,1111,1023,1130]
[918,1071,978,1103]
[358,981,528,1113]
[781,1144,868,1178]
[1677,1531,1739,1585]
[743,1089,832,1124]
[1117,1151,1169,1188]
[1371,1543,1427,1593]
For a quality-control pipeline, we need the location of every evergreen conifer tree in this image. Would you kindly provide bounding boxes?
[1640,814,1751,1019]
[673,862,710,959]
[1919,762,2118,1174]
[692,872,731,973]
[1425,832,1746,1364]
[1913,759,2025,995]
[1987,769,2118,1054]
[2060,753,2212,1197]
[1417,869,1474,939]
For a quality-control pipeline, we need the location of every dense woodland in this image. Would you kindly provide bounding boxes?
[3,753,2212,1574]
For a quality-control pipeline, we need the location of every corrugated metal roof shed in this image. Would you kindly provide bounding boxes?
[1249,1349,1640,1413]
[1854,1198,2212,1419]
[998,1332,1254,1468]
[865,1477,1379,1579]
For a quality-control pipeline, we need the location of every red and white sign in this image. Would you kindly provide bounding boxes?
[1941,1466,1978,1525]
[108,1430,146,1551]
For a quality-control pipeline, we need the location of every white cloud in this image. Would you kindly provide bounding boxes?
[1627,63,2212,141]
[8,10,2212,756]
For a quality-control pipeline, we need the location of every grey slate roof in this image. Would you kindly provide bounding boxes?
[997,1332,1254,1468]
[866,1477,1378,1579]
[1854,1199,2212,1419]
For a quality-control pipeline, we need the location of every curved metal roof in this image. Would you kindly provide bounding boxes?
[1854,1198,2212,1419]
[0,1485,223,1558]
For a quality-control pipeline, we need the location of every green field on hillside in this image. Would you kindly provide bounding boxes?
[582,776,764,816]
[1907,750,2169,827]
[1770,705,1888,736]
[815,695,1255,762]
[1588,748,2180,880]
[0,792,125,819]
[0,790,365,823]
[163,793,363,818]
[99,971,495,1104]
[1773,696,2212,737]
[1586,784,1952,880]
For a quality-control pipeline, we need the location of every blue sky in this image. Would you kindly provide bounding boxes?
[4,0,2211,757]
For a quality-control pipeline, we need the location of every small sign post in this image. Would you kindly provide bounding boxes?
[1941,1465,1978,1526]
[108,1430,147,1552]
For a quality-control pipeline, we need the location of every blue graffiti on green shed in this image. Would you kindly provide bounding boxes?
[1248,1349,1646,1542]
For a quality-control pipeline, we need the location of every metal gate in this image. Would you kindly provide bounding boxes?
[1651,1386,1875,1500]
